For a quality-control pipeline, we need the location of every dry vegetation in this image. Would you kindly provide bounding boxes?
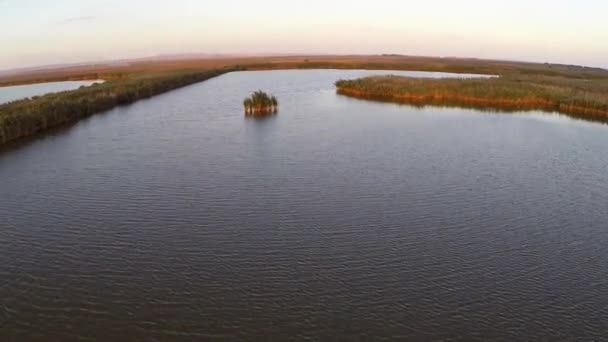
[0,68,235,146]
[335,73,608,122]
[1,55,607,146]
[3,55,607,87]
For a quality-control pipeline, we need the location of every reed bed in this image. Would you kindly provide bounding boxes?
[335,75,608,122]
[243,91,278,115]
[0,68,234,146]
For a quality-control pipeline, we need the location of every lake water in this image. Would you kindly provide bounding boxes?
[0,80,103,105]
[1,70,608,340]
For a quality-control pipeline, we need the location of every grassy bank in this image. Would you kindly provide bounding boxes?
[0,68,235,146]
[335,74,608,122]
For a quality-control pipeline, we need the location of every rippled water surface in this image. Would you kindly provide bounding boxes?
[1,70,608,341]
[0,80,103,104]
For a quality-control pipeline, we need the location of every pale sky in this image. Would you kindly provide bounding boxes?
[1,0,607,70]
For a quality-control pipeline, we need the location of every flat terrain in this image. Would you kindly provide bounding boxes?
[2,55,607,87]
[2,55,608,146]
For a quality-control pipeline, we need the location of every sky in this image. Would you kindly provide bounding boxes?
[1,0,607,70]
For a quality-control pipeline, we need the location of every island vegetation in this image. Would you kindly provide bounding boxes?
[243,91,278,115]
[335,74,608,122]
[0,68,236,146]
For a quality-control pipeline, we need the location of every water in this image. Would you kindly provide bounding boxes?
[0,80,103,104]
[1,70,608,340]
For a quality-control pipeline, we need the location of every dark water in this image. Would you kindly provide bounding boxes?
[0,80,103,105]
[1,70,608,341]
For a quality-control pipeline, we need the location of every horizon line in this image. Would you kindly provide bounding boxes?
[1,52,606,75]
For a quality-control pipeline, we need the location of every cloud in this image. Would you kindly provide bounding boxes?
[55,16,98,26]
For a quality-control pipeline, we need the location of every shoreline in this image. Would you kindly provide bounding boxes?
[3,55,608,147]
[335,76,608,123]
[0,68,235,147]
[337,88,608,121]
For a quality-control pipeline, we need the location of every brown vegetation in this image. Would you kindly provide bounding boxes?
[3,55,607,87]
[0,68,234,146]
[335,74,608,122]
[2,55,608,147]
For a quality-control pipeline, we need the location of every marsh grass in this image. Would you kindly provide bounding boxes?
[243,91,278,115]
[0,68,234,146]
[335,75,608,122]
[2,55,608,146]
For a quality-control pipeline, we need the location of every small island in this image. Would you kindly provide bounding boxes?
[243,91,278,115]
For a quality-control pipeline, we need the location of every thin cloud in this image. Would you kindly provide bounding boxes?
[55,16,98,26]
